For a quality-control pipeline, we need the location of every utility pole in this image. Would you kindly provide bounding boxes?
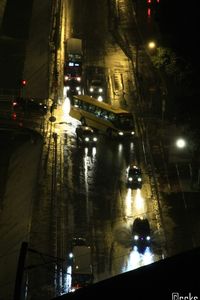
[14,242,66,300]
[14,242,28,300]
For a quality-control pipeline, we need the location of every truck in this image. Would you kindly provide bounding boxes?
[71,243,93,291]
[64,38,83,84]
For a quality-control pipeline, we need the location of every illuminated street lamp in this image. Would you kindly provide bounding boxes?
[147,41,157,57]
[175,138,187,149]
[173,135,196,247]
[148,41,156,50]
[173,137,190,204]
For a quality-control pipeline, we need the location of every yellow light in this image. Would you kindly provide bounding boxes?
[148,41,156,49]
[62,97,70,114]
[134,189,146,214]
[125,189,132,217]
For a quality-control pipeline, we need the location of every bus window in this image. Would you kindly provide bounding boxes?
[100,109,109,120]
[94,106,102,117]
[74,98,80,107]
[88,104,96,113]
[107,112,116,122]
[82,102,89,111]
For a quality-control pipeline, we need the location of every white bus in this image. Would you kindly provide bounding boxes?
[69,95,135,138]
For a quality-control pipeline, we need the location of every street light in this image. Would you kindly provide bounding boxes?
[148,41,156,50]
[173,137,189,207]
[175,138,186,149]
[174,137,193,187]
[147,41,157,57]
[174,137,196,247]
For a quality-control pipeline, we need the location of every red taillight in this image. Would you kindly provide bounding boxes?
[12,112,17,120]
[21,79,27,86]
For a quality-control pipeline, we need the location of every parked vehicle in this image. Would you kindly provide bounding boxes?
[12,97,47,115]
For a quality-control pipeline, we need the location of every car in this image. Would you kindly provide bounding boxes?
[76,125,98,145]
[127,165,142,189]
[66,79,82,97]
[132,217,151,251]
[89,79,104,101]
[12,97,47,115]
[72,237,87,247]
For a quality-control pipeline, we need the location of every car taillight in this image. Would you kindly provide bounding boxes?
[12,112,17,120]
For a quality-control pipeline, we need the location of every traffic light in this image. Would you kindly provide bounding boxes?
[21,79,27,86]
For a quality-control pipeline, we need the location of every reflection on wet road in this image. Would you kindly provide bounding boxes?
[52,99,163,290]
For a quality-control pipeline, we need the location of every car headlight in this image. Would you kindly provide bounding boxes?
[76,86,80,91]
[134,235,139,241]
[137,177,142,182]
[66,86,70,90]
[90,87,94,92]
[118,131,124,136]
[93,137,97,142]
[128,177,133,182]
[99,88,103,93]
[146,236,151,241]
[131,131,135,135]
[77,77,81,82]
[85,137,89,142]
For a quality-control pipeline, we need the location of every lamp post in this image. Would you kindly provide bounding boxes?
[174,137,193,208]
[175,138,187,208]
[174,137,196,247]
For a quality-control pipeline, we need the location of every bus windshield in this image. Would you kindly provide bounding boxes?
[113,113,134,130]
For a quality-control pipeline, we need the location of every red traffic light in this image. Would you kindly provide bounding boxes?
[21,79,27,86]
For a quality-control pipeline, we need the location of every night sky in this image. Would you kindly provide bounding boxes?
[154,0,200,129]
[1,0,34,39]
[155,0,200,66]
